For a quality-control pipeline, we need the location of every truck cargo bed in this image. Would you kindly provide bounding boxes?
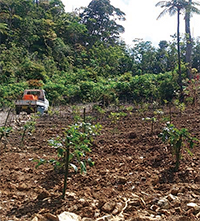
[15,89,49,114]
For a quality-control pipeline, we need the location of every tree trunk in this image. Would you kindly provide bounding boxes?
[185,0,193,79]
[177,8,183,101]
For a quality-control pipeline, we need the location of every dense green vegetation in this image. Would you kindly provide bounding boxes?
[0,0,200,107]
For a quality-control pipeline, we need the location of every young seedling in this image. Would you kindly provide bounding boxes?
[184,76,200,108]
[142,117,157,135]
[152,101,159,110]
[109,112,127,124]
[109,111,127,133]
[47,106,59,117]
[173,99,186,117]
[114,97,120,110]
[71,105,81,123]
[21,114,38,145]
[138,103,150,118]
[163,99,173,123]
[35,121,102,199]
[92,105,106,122]
[160,122,198,171]
[137,102,150,129]
[154,109,165,129]
[143,106,164,135]
[126,106,133,117]
[154,109,164,119]
[189,78,199,107]
[0,126,12,148]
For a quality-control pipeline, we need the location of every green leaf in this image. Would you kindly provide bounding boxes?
[88,158,95,167]
[80,161,86,174]
[189,140,194,149]
[69,153,74,162]
[70,163,78,172]
[186,148,193,156]
[58,147,65,157]
[34,158,46,169]
[55,161,62,167]
[49,159,57,164]
[80,144,91,152]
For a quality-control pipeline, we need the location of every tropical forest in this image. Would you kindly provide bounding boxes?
[0,0,200,221]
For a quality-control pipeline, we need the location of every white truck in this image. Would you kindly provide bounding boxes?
[15,89,49,114]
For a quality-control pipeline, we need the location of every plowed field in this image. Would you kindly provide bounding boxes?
[0,104,200,221]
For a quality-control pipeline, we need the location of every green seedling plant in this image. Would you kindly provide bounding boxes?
[0,126,12,148]
[160,122,198,171]
[21,114,38,145]
[173,99,186,117]
[109,112,127,124]
[114,97,120,109]
[137,103,150,118]
[109,111,127,133]
[154,109,165,129]
[85,115,96,124]
[47,106,59,116]
[142,117,156,135]
[35,121,102,199]
[126,106,133,116]
[154,109,164,119]
[92,104,106,122]
[152,101,159,110]
[0,126,12,141]
[137,102,150,129]
[72,105,81,123]
[184,77,200,107]
[141,101,160,135]
[189,78,199,107]
[163,99,173,123]
[119,105,125,111]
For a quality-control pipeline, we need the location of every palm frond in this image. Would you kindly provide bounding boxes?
[190,5,200,15]
[157,8,170,19]
[156,1,170,7]
[168,5,177,16]
[156,1,178,19]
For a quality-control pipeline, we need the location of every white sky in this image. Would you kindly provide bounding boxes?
[62,0,200,47]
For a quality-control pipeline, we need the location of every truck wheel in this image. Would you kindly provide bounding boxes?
[37,106,45,115]
[26,110,31,114]
[16,107,21,115]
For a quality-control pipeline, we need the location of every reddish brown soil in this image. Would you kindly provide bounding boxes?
[0,105,200,221]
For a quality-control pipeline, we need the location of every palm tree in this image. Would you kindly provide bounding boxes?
[156,0,187,100]
[185,0,200,79]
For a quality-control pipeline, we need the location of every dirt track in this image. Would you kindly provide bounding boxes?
[0,111,9,126]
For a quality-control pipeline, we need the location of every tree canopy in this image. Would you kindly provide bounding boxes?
[0,0,200,107]
[80,0,126,46]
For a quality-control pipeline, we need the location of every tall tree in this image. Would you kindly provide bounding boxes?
[192,38,200,71]
[184,0,200,79]
[80,0,126,46]
[131,39,157,75]
[155,40,169,73]
[156,0,187,100]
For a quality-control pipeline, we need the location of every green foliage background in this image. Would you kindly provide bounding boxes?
[0,0,199,107]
